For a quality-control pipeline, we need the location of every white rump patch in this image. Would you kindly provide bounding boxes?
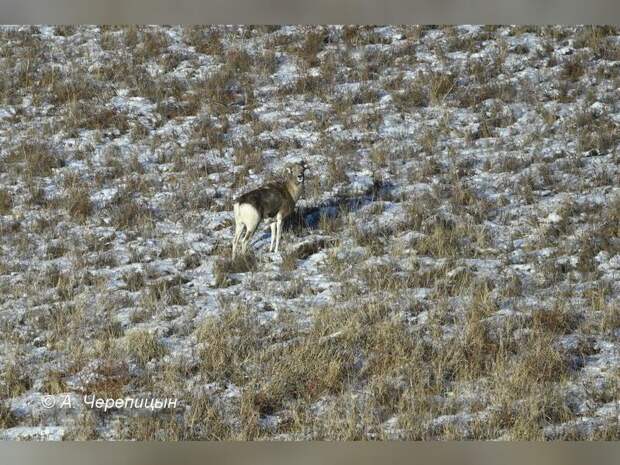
[235,203,261,230]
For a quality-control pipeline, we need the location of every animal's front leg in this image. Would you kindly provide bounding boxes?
[274,216,283,253]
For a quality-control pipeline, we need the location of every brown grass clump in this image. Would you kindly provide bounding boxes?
[561,54,586,81]
[213,252,258,287]
[391,80,429,110]
[123,270,146,292]
[83,358,131,399]
[279,73,325,97]
[106,189,154,231]
[138,29,170,60]
[50,75,106,105]
[225,48,254,74]
[233,139,263,172]
[67,103,130,133]
[126,330,167,367]
[6,142,64,178]
[42,371,68,395]
[196,302,268,383]
[326,156,349,188]
[144,279,187,307]
[0,189,12,214]
[296,29,327,66]
[183,27,224,55]
[54,25,76,37]
[0,402,17,429]
[574,26,620,60]
[65,186,93,222]
[429,72,456,105]
[192,116,225,150]
[1,362,31,398]
[195,301,357,433]
[415,219,473,258]
[280,251,299,272]
[532,301,582,335]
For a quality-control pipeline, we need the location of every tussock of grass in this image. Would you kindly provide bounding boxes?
[1,362,31,398]
[0,402,17,429]
[0,189,12,214]
[106,189,154,230]
[144,280,187,307]
[126,330,167,367]
[213,252,258,287]
[5,142,64,178]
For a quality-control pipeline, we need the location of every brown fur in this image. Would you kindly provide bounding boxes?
[236,182,296,220]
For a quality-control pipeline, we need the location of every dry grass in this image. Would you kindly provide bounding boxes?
[184,27,224,55]
[123,271,146,292]
[233,139,263,171]
[5,142,64,178]
[106,189,154,231]
[326,155,349,188]
[414,218,479,258]
[1,362,31,398]
[391,78,428,110]
[429,72,456,105]
[1,25,618,441]
[66,103,130,133]
[126,330,167,367]
[42,371,68,395]
[561,54,587,81]
[0,190,12,214]
[144,279,187,307]
[0,402,17,429]
[65,186,93,222]
[183,283,588,439]
[296,29,327,66]
[213,252,258,287]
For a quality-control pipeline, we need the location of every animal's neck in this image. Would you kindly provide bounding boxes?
[285,179,303,203]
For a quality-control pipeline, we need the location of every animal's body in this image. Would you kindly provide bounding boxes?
[232,161,307,259]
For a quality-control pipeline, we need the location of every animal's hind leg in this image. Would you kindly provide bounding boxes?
[232,222,244,259]
[241,222,259,254]
[269,222,276,252]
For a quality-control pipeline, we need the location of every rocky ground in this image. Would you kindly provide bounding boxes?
[0,25,618,440]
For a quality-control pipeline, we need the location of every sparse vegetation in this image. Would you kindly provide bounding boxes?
[0,403,17,429]
[0,190,12,214]
[0,24,618,441]
[214,252,258,287]
[126,330,167,367]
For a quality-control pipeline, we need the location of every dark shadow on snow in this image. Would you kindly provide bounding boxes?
[284,178,397,234]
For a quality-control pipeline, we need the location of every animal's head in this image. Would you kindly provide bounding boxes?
[288,160,308,186]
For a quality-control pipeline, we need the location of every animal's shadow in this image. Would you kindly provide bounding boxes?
[284,178,396,235]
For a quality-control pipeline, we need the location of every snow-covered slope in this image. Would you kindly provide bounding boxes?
[0,25,618,440]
